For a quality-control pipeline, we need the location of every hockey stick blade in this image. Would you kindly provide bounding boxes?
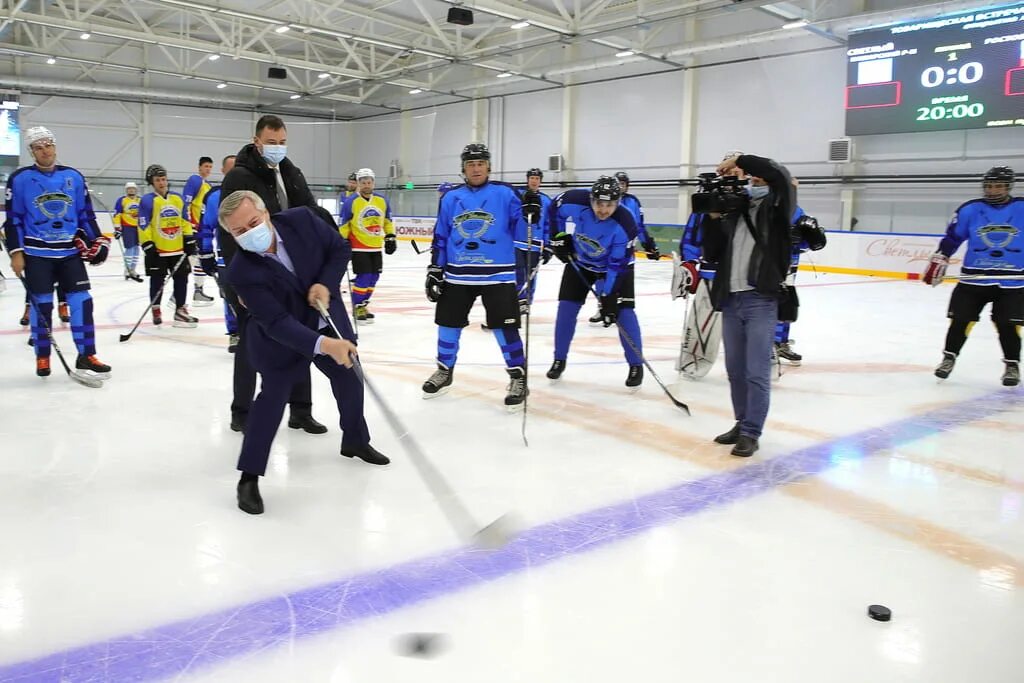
[410,239,424,255]
[120,253,188,342]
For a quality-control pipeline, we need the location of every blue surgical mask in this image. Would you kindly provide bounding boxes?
[748,183,769,200]
[236,222,273,253]
[261,144,287,165]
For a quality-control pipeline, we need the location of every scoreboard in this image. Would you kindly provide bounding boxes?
[844,2,1024,135]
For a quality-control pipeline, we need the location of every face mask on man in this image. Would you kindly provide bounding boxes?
[237,221,273,253]
[748,183,769,200]
[261,145,287,165]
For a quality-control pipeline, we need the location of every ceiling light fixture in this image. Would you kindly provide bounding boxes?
[408,88,422,94]
[783,20,808,29]
[216,82,227,89]
[496,72,513,78]
[511,21,530,29]
[290,94,302,99]
[616,50,634,57]
[208,54,220,61]
[80,32,90,40]
[274,25,290,33]
[318,72,330,79]
[46,57,56,65]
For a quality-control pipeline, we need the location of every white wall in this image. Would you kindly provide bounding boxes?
[8,18,1019,231]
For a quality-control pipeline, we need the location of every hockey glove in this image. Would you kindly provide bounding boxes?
[922,253,948,287]
[549,232,574,263]
[384,234,397,255]
[142,241,161,275]
[643,237,661,261]
[425,264,445,303]
[183,235,198,257]
[599,294,619,328]
[199,252,217,276]
[86,236,111,265]
[796,215,826,251]
[521,190,542,224]
[113,228,123,241]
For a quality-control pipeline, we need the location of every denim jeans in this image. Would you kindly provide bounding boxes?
[722,291,779,438]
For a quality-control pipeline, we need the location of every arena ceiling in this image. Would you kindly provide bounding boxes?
[0,0,992,119]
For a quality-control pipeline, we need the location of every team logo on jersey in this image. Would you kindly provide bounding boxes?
[158,204,182,238]
[356,204,385,238]
[34,192,72,220]
[575,233,606,259]
[978,224,1019,250]
[454,210,496,247]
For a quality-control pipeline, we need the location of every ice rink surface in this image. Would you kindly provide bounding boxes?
[0,248,1022,682]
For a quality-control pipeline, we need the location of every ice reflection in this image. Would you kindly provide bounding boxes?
[880,622,923,666]
[978,564,1016,593]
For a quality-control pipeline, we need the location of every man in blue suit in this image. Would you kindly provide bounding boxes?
[220,190,389,515]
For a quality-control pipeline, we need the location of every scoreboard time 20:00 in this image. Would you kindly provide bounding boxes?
[844,2,1024,135]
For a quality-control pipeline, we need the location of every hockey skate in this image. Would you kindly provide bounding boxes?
[58,302,70,323]
[76,354,112,380]
[588,310,603,326]
[934,351,956,380]
[36,357,51,377]
[173,306,198,328]
[19,304,30,326]
[192,288,215,307]
[1003,360,1020,387]
[547,359,566,380]
[228,333,240,354]
[422,363,453,398]
[776,341,802,366]
[125,270,143,283]
[505,366,528,411]
[354,303,375,324]
[626,364,643,390]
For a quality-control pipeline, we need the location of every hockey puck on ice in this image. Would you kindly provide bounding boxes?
[396,632,446,658]
[867,604,891,622]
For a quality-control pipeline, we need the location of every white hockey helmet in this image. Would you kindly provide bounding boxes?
[125,181,138,190]
[356,167,375,180]
[25,126,56,149]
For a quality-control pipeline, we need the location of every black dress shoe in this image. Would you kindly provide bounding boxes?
[237,479,264,514]
[731,435,759,457]
[230,417,247,433]
[340,443,390,466]
[288,415,328,434]
[714,422,741,445]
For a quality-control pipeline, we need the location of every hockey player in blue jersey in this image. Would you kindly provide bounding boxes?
[199,154,239,352]
[517,168,551,304]
[4,126,112,379]
[924,165,1023,386]
[422,143,531,409]
[586,171,659,325]
[774,205,827,366]
[546,176,644,387]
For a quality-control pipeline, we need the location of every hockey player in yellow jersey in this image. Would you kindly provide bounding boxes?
[338,168,396,323]
[183,156,214,307]
[139,164,198,328]
[113,181,143,282]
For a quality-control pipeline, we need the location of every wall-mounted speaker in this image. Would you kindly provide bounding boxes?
[447,7,474,25]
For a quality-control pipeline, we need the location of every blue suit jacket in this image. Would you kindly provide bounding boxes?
[226,207,354,373]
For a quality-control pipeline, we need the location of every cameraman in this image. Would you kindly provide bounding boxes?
[700,153,795,457]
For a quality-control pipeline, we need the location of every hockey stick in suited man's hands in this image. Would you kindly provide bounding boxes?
[314,299,517,549]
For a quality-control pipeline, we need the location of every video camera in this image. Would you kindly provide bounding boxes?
[690,172,749,215]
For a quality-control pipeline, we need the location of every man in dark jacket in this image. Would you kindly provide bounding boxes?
[220,190,389,514]
[220,114,335,434]
[700,153,795,457]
